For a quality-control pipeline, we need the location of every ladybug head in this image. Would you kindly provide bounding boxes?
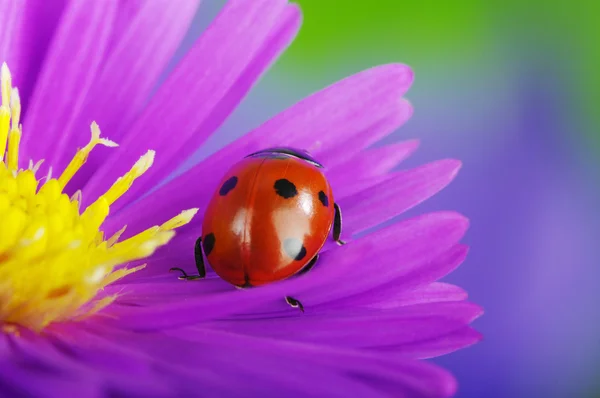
[245,147,323,168]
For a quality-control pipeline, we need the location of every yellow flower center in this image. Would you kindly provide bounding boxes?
[0,63,197,332]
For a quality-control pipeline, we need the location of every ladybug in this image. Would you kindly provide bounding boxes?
[170,147,345,311]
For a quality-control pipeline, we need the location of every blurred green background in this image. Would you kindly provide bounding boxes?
[281,1,599,152]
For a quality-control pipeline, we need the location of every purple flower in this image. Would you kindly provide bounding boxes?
[0,1,481,397]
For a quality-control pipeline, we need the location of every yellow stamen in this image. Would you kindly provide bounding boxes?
[1,63,11,106]
[0,107,9,162]
[7,129,20,171]
[107,225,127,247]
[161,208,199,231]
[6,88,21,170]
[10,88,20,129]
[0,64,12,160]
[100,150,154,206]
[58,122,118,189]
[0,63,198,331]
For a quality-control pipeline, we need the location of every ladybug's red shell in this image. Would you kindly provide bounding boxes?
[201,153,335,287]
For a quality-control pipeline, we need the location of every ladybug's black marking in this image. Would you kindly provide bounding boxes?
[283,238,307,261]
[203,233,216,255]
[274,179,298,199]
[219,176,238,196]
[318,190,329,207]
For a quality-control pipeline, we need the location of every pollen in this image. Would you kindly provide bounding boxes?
[0,63,198,332]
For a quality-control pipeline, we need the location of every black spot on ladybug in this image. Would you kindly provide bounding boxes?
[219,176,238,196]
[283,238,307,261]
[318,190,329,207]
[203,233,216,255]
[274,179,297,199]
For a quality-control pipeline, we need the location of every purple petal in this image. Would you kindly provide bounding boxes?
[0,1,24,70]
[108,275,232,306]
[390,326,483,359]
[330,244,469,310]
[198,302,480,350]
[341,159,462,235]
[20,1,118,168]
[315,98,413,167]
[104,64,413,236]
[83,0,299,209]
[11,323,455,398]
[54,0,202,189]
[280,212,470,306]
[2,328,176,397]
[135,326,457,398]
[394,245,469,292]
[1,1,68,112]
[368,282,469,308]
[205,64,413,167]
[109,211,468,330]
[329,139,420,198]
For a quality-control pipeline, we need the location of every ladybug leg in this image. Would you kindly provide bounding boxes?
[169,237,206,280]
[298,253,319,275]
[193,237,207,278]
[283,254,319,312]
[169,267,203,280]
[333,203,346,245]
[285,296,304,312]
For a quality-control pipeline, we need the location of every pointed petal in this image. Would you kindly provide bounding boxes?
[0,1,25,70]
[199,302,481,350]
[110,212,469,329]
[340,159,462,235]
[4,330,175,397]
[384,282,469,307]
[332,245,470,310]
[20,1,117,167]
[104,65,413,235]
[83,0,299,208]
[123,326,458,398]
[53,0,202,186]
[329,139,420,197]
[287,212,470,306]
[392,326,483,359]
[206,64,413,168]
[0,1,68,112]
[317,98,413,167]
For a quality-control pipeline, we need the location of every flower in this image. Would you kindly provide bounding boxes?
[0,1,482,397]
